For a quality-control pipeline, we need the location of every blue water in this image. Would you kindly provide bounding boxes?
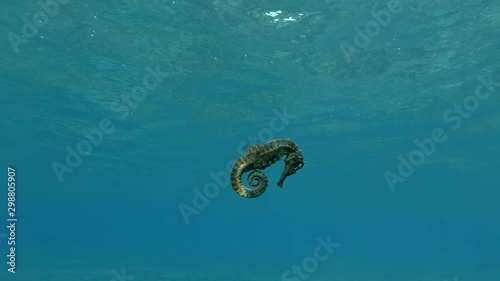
[1,0,500,280]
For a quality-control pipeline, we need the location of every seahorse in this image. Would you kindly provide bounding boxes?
[230,139,305,198]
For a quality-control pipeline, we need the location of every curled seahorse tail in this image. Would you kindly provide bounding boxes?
[246,170,268,197]
[230,159,269,198]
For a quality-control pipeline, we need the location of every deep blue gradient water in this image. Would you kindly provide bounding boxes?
[1,0,500,280]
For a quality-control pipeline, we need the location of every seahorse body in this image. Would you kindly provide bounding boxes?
[230,139,304,198]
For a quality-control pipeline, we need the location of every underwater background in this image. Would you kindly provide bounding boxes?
[1,0,499,280]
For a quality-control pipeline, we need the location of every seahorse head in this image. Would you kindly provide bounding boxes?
[277,152,304,187]
[285,152,305,174]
